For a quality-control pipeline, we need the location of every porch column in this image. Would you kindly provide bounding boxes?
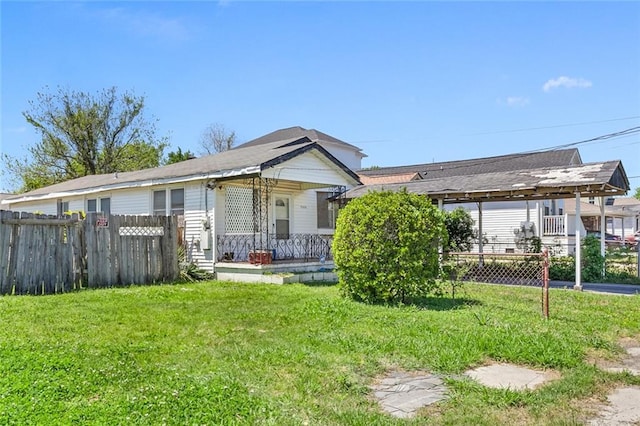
[478,202,483,253]
[600,197,606,258]
[574,192,582,290]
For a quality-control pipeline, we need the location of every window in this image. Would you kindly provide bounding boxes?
[153,190,166,215]
[100,198,110,215]
[57,199,69,217]
[153,188,184,216]
[170,189,184,216]
[317,192,336,229]
[588,197,595,205]
[87,197,110,215]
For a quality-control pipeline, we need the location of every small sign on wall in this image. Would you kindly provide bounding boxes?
[96,217,109,227]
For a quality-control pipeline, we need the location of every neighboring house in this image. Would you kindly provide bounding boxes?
[355,149,630,255]
[1,129,363,277]
[564,196,640,240]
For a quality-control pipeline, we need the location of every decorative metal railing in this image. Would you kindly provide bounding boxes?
[216,233,333,263]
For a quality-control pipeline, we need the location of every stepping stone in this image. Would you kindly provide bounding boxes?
[464,363,555,390]
[603,346,640,376]
[588,386,640,425]
[370,371,448,418]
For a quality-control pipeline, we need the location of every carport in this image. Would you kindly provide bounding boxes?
[345,160,631,289]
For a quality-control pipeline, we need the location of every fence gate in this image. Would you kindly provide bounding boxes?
[0,211,83,295]
[0,211,179,295]
[448,250,550,319]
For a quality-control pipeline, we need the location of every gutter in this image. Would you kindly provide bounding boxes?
[1,165,261,205]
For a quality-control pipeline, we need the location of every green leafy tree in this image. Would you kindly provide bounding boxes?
[1,86,167,192]
[333,190,447,304]
[444,207,475,252]
[634,187,640,200]
[165,147,196,165]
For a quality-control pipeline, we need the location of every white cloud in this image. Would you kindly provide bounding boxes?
[506,96,530,107]
[543,76,592,92]
[497,97,530,108]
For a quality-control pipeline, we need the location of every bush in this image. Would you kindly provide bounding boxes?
[333,190,447,304]
[444,207,475,252]
[582,236,605,282]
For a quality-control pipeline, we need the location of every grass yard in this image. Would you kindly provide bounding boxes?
[0,281,639,425]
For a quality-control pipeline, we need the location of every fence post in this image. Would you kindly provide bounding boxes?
[542,248,549,319]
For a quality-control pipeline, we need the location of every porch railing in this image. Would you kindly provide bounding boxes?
[216,233,333,263]
[543,215,565,236]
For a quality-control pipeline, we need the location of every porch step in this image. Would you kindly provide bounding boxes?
[215,271,337,284]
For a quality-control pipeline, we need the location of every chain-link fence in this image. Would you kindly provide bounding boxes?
[447,250,550,318]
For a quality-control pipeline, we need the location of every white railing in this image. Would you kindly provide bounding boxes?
[544,215,565,236]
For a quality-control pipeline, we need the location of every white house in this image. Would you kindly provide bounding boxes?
[1,128,363,279]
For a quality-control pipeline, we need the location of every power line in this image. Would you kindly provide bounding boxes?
[463,115,640,137]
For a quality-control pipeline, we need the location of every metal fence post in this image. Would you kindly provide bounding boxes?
[542,248,550,319]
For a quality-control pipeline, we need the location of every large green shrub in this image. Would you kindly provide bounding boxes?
[333,190,447,304]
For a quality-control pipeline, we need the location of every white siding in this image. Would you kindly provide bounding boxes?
[182,182,215,272]
[111,188,151,215]
[317,143,363,171]
[449,201,543,253]
[261,151,356,187]
[4,200,56,215]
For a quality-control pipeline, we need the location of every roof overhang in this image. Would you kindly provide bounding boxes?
[344,161,630,204]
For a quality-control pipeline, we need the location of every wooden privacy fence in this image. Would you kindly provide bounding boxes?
[0,211,179,295]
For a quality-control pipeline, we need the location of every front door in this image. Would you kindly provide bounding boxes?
[274,196,290,239]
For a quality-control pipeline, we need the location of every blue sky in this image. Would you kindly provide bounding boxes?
[2,1,639,193]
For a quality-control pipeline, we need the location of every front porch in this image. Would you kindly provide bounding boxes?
[214,233,337,283]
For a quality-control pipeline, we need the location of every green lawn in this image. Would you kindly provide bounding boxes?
[0,281,638,425]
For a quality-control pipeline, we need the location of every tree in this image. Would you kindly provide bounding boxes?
[1,86,167,192]
[165,147,196,165]
[635,187,640,200]
[333,190,447,304]
[199,123,236,155]
[444,207,475,252]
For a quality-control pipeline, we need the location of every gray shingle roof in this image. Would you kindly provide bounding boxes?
[358,148,582,179]
[4,137,360,202]
[346,160,630,203]
[235,126,365,155]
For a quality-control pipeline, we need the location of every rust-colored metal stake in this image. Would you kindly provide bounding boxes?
[542,248,550,319]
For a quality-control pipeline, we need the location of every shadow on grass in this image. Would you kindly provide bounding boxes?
[301,281,339,288]
[402,296,482,311]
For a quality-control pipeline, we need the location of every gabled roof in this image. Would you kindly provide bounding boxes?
[235,126,367,158]
[358,148,582,180]
[3,137,361,204]
[346,160,630,204]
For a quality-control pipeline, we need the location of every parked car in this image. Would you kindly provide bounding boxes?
[585,231,623,246]
[624,231,640,247]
